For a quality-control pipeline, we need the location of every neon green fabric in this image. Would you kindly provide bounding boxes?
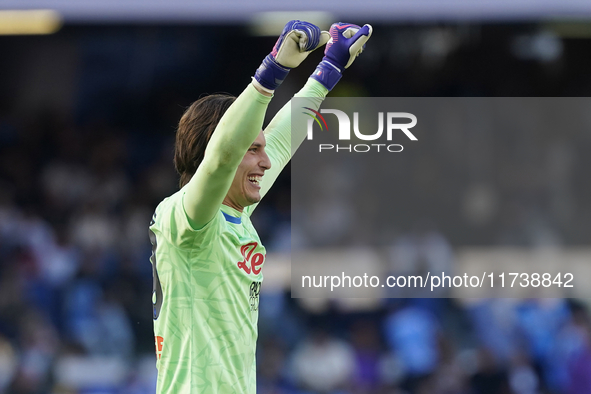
[150,194,264,394]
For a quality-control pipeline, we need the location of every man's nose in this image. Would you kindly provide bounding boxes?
[260,151,271,170]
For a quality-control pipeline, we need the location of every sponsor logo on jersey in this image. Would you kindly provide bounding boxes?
[249,281,261,311]
[236,241,265,275]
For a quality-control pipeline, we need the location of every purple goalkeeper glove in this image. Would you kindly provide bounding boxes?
[253,20,329,93]
[311,22,373,91]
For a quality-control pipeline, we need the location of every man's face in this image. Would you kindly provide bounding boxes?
[223,130,271,211]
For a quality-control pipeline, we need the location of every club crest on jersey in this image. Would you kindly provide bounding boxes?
[237,241,265,275]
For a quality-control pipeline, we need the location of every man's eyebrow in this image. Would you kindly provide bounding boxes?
[250,142,265,148]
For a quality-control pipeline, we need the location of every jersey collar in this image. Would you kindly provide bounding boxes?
[220,204,242,224]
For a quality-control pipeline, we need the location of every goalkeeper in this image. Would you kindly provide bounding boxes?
[149,20,372,394]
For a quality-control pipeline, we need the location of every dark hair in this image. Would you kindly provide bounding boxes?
[174,94,236,188]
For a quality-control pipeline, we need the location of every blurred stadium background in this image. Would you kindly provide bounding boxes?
[2,2,591,393]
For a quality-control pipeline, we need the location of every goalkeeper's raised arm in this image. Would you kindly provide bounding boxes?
[178,20,329,228]
[248,22,373,208]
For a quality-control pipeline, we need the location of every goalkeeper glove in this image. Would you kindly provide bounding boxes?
[253,20,329,94]
[311,22,373,91]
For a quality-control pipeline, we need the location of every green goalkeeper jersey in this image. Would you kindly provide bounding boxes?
[150,191,265,394]
[149,79,327,394]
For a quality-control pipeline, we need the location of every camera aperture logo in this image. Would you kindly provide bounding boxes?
[303,108,418,153]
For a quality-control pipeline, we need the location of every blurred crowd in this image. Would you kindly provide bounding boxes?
[0,111,162,393]
[257,297,591,394]
[1,23,591,394]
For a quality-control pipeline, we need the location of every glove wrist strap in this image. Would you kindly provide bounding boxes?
[254,54,290,91]
[310,60,343,91]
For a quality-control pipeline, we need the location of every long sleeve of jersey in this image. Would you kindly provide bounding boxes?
[245,78,328,215]
[183,83,272,229]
